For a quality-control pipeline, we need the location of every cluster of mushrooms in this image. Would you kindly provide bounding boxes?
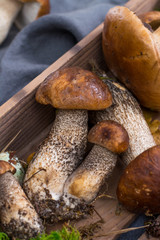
[1,5,160,239]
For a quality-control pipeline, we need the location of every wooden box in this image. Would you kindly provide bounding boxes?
[0,0,159,239]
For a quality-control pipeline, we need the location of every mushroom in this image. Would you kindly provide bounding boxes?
[56,120,129,221]
[117,145,160,215]
[0,161,44,239]
[0,0,22,44]
[102,6,160,110]
[0,0,50,45]
[0,151,25,184]
[23,67,112,223]
[90,74,156,166]
[15,0,50,29]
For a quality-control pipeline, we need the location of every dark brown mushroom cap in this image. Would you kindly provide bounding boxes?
[18,0,50,18]
[139,11,160,30]
[117,145,160,214]
[36,67,112,110]
[0,161,16,175]
[88,120,129,153]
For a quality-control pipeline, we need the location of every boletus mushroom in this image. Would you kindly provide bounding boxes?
[0,0,22,44]
[0,0,50,44]
[15,0,50,29]
[90,74,156,166]
[23,67,112,223]
[117,145,160,215]
[57,120,129,220]
[0,161,44,239]
[102,6,160,110]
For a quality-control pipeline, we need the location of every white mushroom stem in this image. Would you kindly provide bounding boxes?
[91,76,156,166]
[23,109,88,222]
[15,1,40,29]
[64,144,117,204]
[0,0,22,44]
[0,172,43,240]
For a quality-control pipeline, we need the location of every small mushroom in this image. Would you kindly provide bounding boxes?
[57,120,129,221]
[117,145,160,215]
[102,6,160,110]
[88,120,129,154]
[0,162,44,239]
[0,160,16,175]
[0,151,25,184]
[90,73,156,166]
[23,67,112,223]
[15,0,50,29]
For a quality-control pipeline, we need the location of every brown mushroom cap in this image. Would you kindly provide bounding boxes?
[36,67,112,110]
[117,145,160,214]
[18,0,50,18]
[88,120,129,154]
[0,160,16,175]
[139,11,160,30]
[102,6,160,110]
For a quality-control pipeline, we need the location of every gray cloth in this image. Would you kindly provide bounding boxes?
[0,0,148,239]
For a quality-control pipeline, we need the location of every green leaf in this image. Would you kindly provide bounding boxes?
[0,232,10,240]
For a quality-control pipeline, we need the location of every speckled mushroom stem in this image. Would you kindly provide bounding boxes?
[0,172,44,240]
[61,145,117,216]
[91,77,156,166]
[52,120,129,221]
[23,109,88,222]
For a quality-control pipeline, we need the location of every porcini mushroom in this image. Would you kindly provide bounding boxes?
[0,0,50,45]
[90,74,156,166]
[54,120,129,221]
[102,6,160,110]
[0,161,44,240]
[88,120,129,154]
[15,0,50,29]
[117,145,160,215]
[23,67,112,222]
[0,0,22,44]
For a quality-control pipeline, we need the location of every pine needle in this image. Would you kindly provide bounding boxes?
[93,225,149,238]
[1,130,21,153]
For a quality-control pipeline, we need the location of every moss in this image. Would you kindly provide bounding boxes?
[0,225,81,240]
